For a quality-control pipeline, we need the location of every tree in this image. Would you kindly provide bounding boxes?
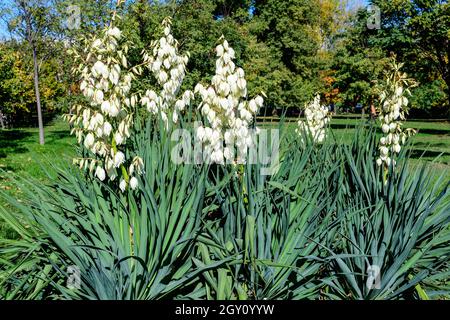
[2,0,58,144]
[252,0,329,111]
[0,43,36,128]
[331,10,387,111]
[366,0,449,115]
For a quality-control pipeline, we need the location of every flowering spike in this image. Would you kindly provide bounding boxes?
[296,94,330,144]
[66,22,144,192]
[376,58,416,169]
[141,17,192,126]
[195,38,263,164]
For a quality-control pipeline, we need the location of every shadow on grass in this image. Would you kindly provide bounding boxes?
[409,149,450,160]
[0,130,32,159]
[0,165,16,171]
[415,129,450,135]
[47,130,71,140]
[415,142,450,148]
[330,123,450,135]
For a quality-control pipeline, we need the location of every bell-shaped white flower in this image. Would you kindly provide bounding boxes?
[129,177,138,190]
[95,166,106,181]
[119,179,127,192]
[114,151,125,168]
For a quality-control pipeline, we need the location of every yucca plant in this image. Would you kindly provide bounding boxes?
[191,121,345,300]
[323,126,450,300]
[0,119,214,300]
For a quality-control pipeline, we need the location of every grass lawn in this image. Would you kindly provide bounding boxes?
[0,116,449,239]
[0,119,76,238]
[330,117,450,164]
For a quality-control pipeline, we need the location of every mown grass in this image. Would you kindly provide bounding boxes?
[0,116,449,239]
[262,117,450,181]
[0,119,76,239]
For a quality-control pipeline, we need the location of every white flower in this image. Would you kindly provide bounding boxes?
[392,134,400,144]
[297,94,330,144]
[385,157,392,166]
[132,157,144,175]
[93,61,107,78]
[103,122,112,136]
[119,179,127,192]
[389,122,397,132]
[84,133,95,149]
[95,166,106,181]
[211,149,224,163]
[197,126,206,142]
[147,101,157,113]
[376,158,383,166]
[152,60,161,72]
[66,23,144,192]
[216,44,224,57]
[159,71,168,83]
[142,18,191,125]
[172,112,178,123]
[101,101,111,113]
[95,90,104,103]
[163,58,171,69]
[96,127,103,137]
[92,39,102,48]
[224,130,233,144]
[376,61,416,169]
[175,100,185,111]
[108,27,122,39]
[380,146,389,156]
[115,132,124,145]
[223,147,233,160]
[109,104,120,117]
[248,100,258,113]
[114,151,125,168]
[255,95,264,107]
[130,177,138,190]
[194,38,264,164]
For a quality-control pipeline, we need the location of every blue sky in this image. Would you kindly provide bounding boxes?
[0,0,370,40]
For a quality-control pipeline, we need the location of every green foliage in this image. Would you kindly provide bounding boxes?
[252,0,324,110]
[0,118,210,299]
[331,9,388,110]
[0,41,68,123]
[337,0,450,115]
[409,80,449,118]
[1,120,449,300]
[0,43,35,115]
[2,0,448,120]
[324,128,450,299]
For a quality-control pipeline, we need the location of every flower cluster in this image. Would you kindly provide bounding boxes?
[376,60,416,167]
[295,94,330,144]
[194,38,264,164]
[141,17,194,126]
[66,21,144,191]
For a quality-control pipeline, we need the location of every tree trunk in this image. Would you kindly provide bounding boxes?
[445,73,450,111]
[32,45,45,145]
[0,110,5,129]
